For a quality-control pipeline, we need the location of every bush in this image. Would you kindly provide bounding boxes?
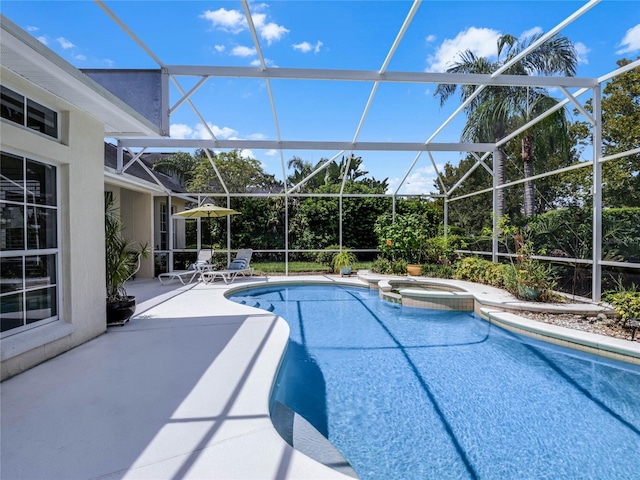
[454,256,492,283]
[421,263,455,279]
[316,244,341,266]
[374,213,436,264]
[371,256,407,275]
[603,284,640,324]
[483,263,508,287]
[423,235,467,265]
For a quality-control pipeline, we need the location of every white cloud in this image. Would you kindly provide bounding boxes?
[250,58,276,67]
[240,149,254,159]
[519,26,543,40]
[616,23,640,54]
[293,40,323,54]
[200,6,288,45]
[265,149,278,156]
[231,45,256,57]
[26,25,39,32]
[214,44,225,52]
[425,34,436,43]
[426,27,501,72]
[172,122,266,144]
[293,41,312,53]
[196,123,238,140]
[201,8,245,34]
[387,165,443,195]
[74,54,86,61]
[170,123,194,139]
[259,22,289,45]
[37,36,48,45]
[56,37,75,49]
[574,42,590,65]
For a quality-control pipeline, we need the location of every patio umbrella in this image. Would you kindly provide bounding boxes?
[173,204,240,256]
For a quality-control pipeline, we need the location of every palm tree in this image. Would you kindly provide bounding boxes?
[435,33,577,218]
[152,151,198,187]
[324,154,369,185]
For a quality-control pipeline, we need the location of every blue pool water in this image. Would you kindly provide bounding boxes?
[230,285,640,479]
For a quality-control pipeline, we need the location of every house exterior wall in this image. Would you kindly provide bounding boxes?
[1,67,106,380]
[104,184,154,279]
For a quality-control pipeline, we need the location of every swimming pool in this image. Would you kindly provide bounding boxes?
[230,284,640,479]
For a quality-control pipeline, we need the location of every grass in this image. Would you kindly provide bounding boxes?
[253,261,373,275]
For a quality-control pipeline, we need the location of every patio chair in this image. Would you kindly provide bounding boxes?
[201,249,254,285]
[158,250,213,285]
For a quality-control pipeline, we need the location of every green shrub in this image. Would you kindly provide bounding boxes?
[316,244,341,266]
[374,213,435,264]
[423,235,467,265]
[483,263,507,287]
[603,284,640,324]
[371,256,407,275]
[454,256,492,283]
[421,263,455,279]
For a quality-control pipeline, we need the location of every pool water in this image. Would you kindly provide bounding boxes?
[230,285,640,480]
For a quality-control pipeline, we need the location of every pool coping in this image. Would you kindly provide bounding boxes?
[3,274,638,480]
[355,271,640,365]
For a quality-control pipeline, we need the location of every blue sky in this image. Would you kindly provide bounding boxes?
[3,1,639,194]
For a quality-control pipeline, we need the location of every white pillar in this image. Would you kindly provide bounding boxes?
[492,150,499,263]
[592,84,602,302]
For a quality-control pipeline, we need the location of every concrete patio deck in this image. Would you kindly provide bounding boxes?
[0,275,366,480]
[2,273,638,479]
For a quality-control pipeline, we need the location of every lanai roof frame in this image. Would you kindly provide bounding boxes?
[89,0,637,301]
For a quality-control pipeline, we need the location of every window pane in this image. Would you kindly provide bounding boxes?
[0,153,24,202]
[0,86,25,125]
[25,254,56,289]
[0,257,24,293]
[25,286,56,323]
[26,160,56,206]
[27,206,57,250]
[0,292,24,332]
[26,99,58,138]
[0,204,24,250]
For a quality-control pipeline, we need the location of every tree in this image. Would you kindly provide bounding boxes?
[435,33,577,217]
[191,149,281,193]
[152,151,199,186]
[569,58,640,208]
[598,58,639,207]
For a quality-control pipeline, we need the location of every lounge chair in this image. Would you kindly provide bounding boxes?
[158,250,213,285]
[201,249,254,285]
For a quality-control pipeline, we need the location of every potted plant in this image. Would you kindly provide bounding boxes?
[333,249,357,276]
[105,195,149,326]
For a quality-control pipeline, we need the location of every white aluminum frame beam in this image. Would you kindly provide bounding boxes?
[166,66,596,88]
[118,138,494,152]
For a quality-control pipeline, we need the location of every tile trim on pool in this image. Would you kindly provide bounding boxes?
[354,272,640,365]
[481,309,640,365]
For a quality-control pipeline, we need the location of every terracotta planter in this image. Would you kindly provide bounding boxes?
[106,296,136,326]
[407,264,422,276]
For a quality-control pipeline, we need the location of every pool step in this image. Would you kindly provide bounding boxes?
[398,288,474,311]
[233,297,275,312]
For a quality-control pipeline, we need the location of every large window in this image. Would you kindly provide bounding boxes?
[1,86,58,139]
[159,202,177,250]
[0,152,58,333]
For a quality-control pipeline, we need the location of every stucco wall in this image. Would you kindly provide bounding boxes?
[1,67,106,379]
